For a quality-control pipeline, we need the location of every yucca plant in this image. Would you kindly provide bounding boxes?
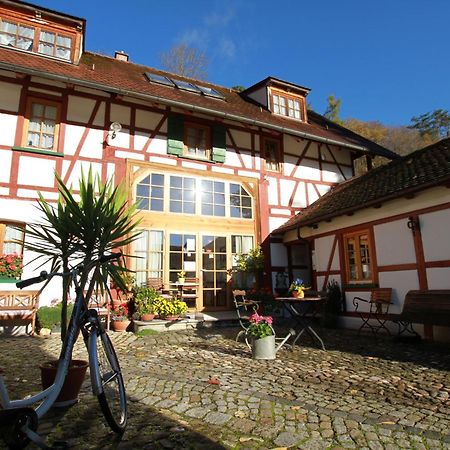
[23,168,140,341]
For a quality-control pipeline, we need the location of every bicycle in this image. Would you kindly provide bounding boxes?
[0,253,127,449]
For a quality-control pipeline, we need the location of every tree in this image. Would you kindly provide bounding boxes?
[408,109,450,140]
[159,43,208,80]
[324,94,343,124]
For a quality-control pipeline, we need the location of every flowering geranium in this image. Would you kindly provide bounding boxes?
[247,312,274,339]
[0,253,23,279]
[112,302,130,321]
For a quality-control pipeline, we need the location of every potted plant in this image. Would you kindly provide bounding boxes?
[111,301,131,331]
[235,245,265,289]
[289,278,309,298]
[22,168,140,403]
[152,297,187,321]
[247,312,276,360]
[321,280,342,328]
[133,286,158,321]
[0,253,23,281]
[177,270,186,284]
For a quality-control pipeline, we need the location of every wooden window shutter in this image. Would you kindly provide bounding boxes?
[167,115,184,156]
[211,125,226,163]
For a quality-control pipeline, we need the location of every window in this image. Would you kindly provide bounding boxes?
[202,235,227,307]
[167,115,226,163]
[136,174,164,211]
[23,98,60,151]
[270,91,304,120]
[184,123,211,159]
[231,235,254,288]
[134,230,164,286]
[230,184,252,219]
[344,230,374,283]
[0,222,25,280]
[0,18,73,61]
[169,176,196,214]
[169,233,196,282]
[201,180,225,216]
[263,137,281,172]
[136,173,253,219]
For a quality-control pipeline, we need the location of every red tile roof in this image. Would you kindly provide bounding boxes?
[0,46,397,158]
[275,137,450,233]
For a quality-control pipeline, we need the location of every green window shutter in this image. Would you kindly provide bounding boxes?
[211,125,226,163]
[167,115,184,156]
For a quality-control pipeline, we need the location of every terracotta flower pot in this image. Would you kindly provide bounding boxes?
[40,359,88,407]
[164,315,180,321]
[292,290,304,299]
[111,319,130,332]
[140,313,155,322]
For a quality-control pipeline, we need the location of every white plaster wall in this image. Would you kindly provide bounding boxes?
[111,130,130,149]
[0,150,12,183]
[64,124,85,156]
[426,267,450,289]
[80,129,104,158]
[421,209,450,262]
[268,178,278,204]
[134,131,149,151]
[307,183,320,204]
[375,219,416,265]
[279,179,295,206]
[147,136,167,154]
[135,109,164,130]
[0,113,18,146]
[305,142,319,158]
[110,104,131,126]
[314,235,336,272]
[63,161,102,189]
[67,96,97,123]
[270,242,288,267]
[378,270,419,314]
[239,151,253,170]
[269,216,290,233]
[322,163,342,183]
[292,182,307,208]
[230,129,251,149]
[18,157,56,188]
[225,149,242,167]
[0,81,21,111]
[299,160,321,181]
[93,102,105,127]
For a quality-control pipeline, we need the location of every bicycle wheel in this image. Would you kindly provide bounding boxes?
[89,328,127,433]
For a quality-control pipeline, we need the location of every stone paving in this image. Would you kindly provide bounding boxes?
[0,326,449,449]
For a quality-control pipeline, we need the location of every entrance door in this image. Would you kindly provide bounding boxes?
[202,235,228,309]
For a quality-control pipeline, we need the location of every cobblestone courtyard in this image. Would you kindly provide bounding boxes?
[0,326,449,449]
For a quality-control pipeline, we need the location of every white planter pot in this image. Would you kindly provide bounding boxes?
[251,334,276,360]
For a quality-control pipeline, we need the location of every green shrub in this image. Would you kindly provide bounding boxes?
[37,303,74,330]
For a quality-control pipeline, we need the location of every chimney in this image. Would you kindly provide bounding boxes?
[114,51,129,62]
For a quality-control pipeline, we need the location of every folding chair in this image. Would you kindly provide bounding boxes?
[88,291,111,331]
[232,290,259,346]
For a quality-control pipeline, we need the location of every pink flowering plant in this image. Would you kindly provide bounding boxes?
[112,302,130,322]
[0,253,23,279]
[247,312,274,339]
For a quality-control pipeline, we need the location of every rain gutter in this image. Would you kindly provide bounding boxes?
[0,61,371,153]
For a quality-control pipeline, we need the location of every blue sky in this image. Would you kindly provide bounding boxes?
[35,0,449,126]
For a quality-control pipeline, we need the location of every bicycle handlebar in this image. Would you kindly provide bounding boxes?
[16,252,122,289]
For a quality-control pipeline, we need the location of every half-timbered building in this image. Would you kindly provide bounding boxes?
[275,138,450,341]
[0,0,397,312]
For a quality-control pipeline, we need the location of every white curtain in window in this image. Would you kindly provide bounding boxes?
[40,31,55,43]
[42,134,54,149]
[148,231,163,276]
[56,46,70,59]
[4,225,23,254]
[19,25,34,38]
[27,132,40,147]
[56,35,71,47]
[38,42,53,55]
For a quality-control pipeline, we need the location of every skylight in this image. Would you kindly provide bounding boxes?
[197,85,225,100]
[144,72,175,87]
[144,72,226,101]
[172,79,202,93]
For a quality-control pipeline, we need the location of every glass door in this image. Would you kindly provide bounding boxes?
[202,235,228,308]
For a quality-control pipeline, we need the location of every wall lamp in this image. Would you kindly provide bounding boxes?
[109,122,122,140]
[407,216,420,234]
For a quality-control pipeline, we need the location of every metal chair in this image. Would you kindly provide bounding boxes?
[232,290,259,345]
[88,291,111,331]
[146,277,172,299]
[353,288,393,336]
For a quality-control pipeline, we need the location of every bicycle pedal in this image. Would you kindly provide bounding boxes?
[288,328,296,335]
[51,441,69,449]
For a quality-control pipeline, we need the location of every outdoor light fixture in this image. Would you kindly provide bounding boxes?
[109,122,122,140]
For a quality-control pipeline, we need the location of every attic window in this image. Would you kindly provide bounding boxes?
[270,90,304,121]
[197,85,225,100]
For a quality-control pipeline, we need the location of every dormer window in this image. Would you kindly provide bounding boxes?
[0,3,84,63]
[270,89,304,121]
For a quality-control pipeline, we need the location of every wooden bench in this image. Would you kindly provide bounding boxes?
[0,291,39,335]
[394,290,450,338]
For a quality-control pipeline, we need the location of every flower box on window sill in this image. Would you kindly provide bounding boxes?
[0,277,20,283]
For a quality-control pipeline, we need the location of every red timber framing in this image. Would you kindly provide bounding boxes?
[308,201,450,330]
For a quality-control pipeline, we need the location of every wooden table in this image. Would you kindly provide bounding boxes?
[275,296,326,350]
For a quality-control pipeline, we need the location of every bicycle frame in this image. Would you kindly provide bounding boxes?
[0,285,88,419]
